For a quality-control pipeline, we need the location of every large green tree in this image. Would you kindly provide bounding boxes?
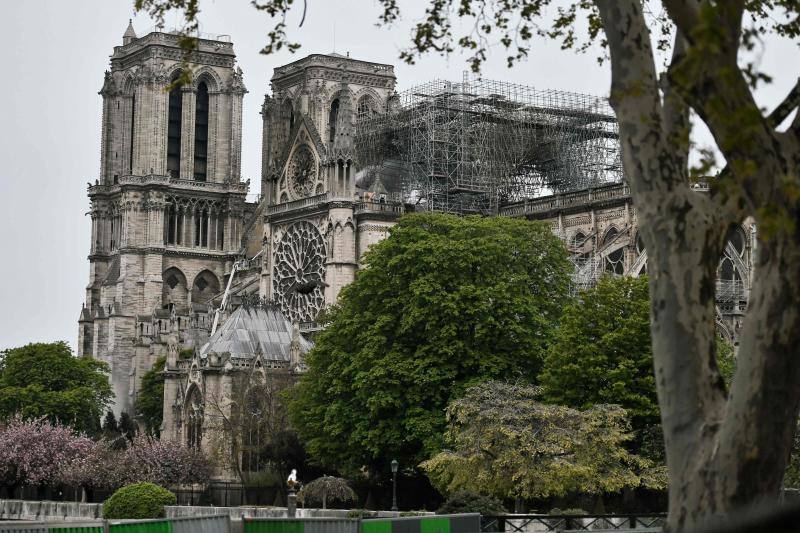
[541,276,735,463]
[541,276,658,442]
[135,357,166,437]
[421,381,666,501]
[0,342,112,434]
[289,213,571,476]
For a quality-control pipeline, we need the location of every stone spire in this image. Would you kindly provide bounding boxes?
[123,19,137,45]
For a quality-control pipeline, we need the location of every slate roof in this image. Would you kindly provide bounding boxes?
[199,304,313,360]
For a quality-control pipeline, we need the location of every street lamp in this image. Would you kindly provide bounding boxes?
[390,459,399,511]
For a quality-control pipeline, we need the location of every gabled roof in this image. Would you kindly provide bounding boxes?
[199,304,312,360]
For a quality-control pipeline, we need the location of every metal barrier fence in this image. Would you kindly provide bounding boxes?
[480,514,666,532]
[0,522,104,533]
[361,514,480,533]
[243,517,360,533]
[0,516,231,533]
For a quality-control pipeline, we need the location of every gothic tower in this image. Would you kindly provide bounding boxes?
[79,22,250,416]
[259,54,398,328]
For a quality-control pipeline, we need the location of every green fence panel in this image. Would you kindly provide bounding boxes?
[360,521,391,533]
[108,521,172,533]
[445,514,480,533]
[419,517,449,533]
[243,520,304,533]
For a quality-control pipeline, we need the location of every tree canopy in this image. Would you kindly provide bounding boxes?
[421,381,666,500]
[135,356,166,437]
[0,342,112,434]
[541,276,658,438]
[289,213,571,475]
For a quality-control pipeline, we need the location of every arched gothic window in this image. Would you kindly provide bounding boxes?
[167,75,183,178]
[357,95,375,121]
[603,227,625,275]
[194,82,209,181]
[192,270,220,304]
[186,387,203,449]
[570,232,590,265]
[329,99,340,142]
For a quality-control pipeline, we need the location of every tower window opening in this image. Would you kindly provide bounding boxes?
[167,81,182,179]
[166,203,177,245]
[216,214,224,250]
[329,99,340,142]
[194,82,209,181]
[129,93,136,174]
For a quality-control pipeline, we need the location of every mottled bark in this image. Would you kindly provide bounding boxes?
[595,0,800,530]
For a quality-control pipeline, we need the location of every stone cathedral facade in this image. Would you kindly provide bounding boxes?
[81,24,754,463]
[79,23,251,416]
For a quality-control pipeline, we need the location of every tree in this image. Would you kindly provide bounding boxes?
[102,411,118,434]
[119,412,137,441]
[289,213,571,476]
[0,342,112,435]
[542,276,658,436]
[298,476,357,509]
[421,381,666,501]
[135,357,166,437]
[139,1,800,527]
[0,415,94,495]
[121,435,212,487]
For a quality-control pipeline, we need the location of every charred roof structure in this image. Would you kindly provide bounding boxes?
[355,75,623,215]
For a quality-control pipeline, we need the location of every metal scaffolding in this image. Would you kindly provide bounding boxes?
[355,74,623,215]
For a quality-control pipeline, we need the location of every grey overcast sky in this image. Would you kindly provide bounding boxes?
[0,1,796,351]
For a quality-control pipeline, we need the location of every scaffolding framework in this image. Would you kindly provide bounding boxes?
[355,75,623,215]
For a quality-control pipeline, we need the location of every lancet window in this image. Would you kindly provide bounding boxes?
[166,75,183,178]
[194,82,209,181]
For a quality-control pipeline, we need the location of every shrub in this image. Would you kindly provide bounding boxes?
[298,475,357,509]
[548,508,587,515]
[436,490,506,515]
[102,482,176,519]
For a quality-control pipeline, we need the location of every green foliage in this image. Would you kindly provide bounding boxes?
[540,276,736,461]
[540,276,658,441]
[289,213,571,475]
[436,490,506,515]
[102,482,176,519]
[119,412,137,441]
[784,419,800,488]
[0,342,112,435]
[716,335,736,389]
[421,381,666,501]
[179,349,194,360]
[135,357,166,436]
[298,476,357,509]
[102,411,118,433]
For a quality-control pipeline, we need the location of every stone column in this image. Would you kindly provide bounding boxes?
[180,87,196,180]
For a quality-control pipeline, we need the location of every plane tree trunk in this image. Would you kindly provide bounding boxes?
[595,1,800,530]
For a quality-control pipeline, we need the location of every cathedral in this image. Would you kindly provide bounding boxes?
[79,23,754,478]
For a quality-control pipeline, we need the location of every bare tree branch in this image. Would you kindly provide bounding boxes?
[768,77,800,129]
[661,32,691,177]
[661,0,701,41]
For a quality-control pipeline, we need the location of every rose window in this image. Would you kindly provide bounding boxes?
[273,221,326,323]
[288,144,316,198]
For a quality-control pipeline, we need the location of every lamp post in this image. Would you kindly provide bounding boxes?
[390,459,399,511]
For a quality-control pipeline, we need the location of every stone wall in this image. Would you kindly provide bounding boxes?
[0,500,419,522]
